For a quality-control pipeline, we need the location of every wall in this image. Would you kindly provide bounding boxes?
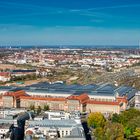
[2,96,14,108]
[86,103,120,114]
[20,98,65,111]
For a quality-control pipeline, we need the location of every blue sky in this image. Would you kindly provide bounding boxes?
[0,0,140,45]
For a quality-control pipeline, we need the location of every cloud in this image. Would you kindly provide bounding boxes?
[87,4,140,10]
[90,19,104,23]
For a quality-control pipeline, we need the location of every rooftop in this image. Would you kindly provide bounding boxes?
[20,96,66,102]
[28,119,80,128]
[0,82,137,99]
[67,94,89,104]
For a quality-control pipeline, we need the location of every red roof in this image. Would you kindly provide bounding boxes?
[4,90,27,98]
[26,130,33,135]
[0,72,10,77]
[116,96,128,103]
[87,100,120,105]
[20,96,66,102]
[67,93,89,104]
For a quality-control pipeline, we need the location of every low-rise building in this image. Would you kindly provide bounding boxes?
[0,72,11,82]
[25,119,85,139]
[135,91,140,109]
[0,108,26,119]
[0,124,11,139]
[44,111,70,120]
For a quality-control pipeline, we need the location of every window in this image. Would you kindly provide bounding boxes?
[66,131,68,135]
[62,131,64,136]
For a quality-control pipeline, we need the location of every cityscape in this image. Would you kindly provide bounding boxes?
[0,0,140,140]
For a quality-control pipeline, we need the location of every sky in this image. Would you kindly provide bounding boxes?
[0,0,140,46]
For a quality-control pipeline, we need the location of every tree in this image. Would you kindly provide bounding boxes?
[127,116,140,133]
[87,112,106,128]
[94,127,104,140]
[112,108,140,126]
[29,105,35,111]
[133,128,140,140]
[111,108,140,138]
[36,106,42,115]
[104,122,124,140]
[124,116,140,138]
[43,105,49,111]
[112,113,120,123]
[95,122,124,140]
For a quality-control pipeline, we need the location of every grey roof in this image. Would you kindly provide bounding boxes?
[0,82,137,99]
[28,119,78,128]
[0,86,16,91]
[115,86,137,100]
[66,127,85,138]
[0,119,16,124]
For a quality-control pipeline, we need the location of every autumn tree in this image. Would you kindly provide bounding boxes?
[104,122,124,140]
[133,128,140,140]
[87,112,106,128]
[94,127,104,140]
[95,122,124,140]
[112,108,140,138]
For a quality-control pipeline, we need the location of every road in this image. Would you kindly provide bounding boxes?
[82,122,92,140]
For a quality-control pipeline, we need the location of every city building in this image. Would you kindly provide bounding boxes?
[86,97,127,114]
[0,124,11,139]
[66,93,89,112]
[25,119,85,139]
[0,72,11,82]
[2,89,27,108]
[135,91,140,109]
[0,83,137,114]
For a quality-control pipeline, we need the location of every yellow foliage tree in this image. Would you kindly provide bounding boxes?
[134,128,140,140]
[87,112,106,128]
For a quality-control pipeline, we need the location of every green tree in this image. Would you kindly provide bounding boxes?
[112,108,140,126]
[29,105,35,111]
[127,116,140,132]
[87,112,106,128]
[112,108,140,138]
[112,113,121,123]
[43,105,49,111]
[36,106,42,115]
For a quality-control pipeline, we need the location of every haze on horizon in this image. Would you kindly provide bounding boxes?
[0,0,140,46]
